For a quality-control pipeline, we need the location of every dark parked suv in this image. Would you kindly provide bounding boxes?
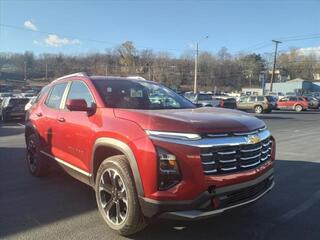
[25,73,276,236]
[0,97,30,122]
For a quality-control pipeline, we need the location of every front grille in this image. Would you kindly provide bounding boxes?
[201,137,272,175]
[218,177,273,208]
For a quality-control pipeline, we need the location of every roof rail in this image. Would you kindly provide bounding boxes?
[126,76,146,80]
[54,72,87,81]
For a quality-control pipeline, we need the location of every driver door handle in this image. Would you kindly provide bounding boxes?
[58,117,65,122]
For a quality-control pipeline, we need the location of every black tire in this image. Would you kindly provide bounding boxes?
[295,104,303,112]
[254,105,263,114]
[26,133,49,177]
[95,155,146,236]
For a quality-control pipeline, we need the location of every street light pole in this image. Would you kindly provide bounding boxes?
[193,36,208,93]
[24,61,27,81]
[45,62,48,81]
[270,40,282,92]
[194,42,199,93]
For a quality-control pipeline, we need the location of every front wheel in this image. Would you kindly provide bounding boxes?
[26,134,49,177]
[295,104,303,112]
[95,155,146,236]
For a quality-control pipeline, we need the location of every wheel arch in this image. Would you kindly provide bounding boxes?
[25,121,38,143]
[91,137,144,197]
[294,103,302,110]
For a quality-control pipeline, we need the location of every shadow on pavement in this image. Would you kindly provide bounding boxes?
[0,147,96,238]
[271,110,320,115]
[1,146,320,240]
[256,115,294,120]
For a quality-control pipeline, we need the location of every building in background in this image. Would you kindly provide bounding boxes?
[241,87,264,96]
[265,78,320,95]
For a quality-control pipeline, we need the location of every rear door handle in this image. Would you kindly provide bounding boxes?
[58,117,65,122]
[36,112,42,117]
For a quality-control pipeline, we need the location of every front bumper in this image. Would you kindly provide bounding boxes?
[139,168,274,219]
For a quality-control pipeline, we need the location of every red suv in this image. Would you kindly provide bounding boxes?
[277,96,309,112]
[25,73,276,236]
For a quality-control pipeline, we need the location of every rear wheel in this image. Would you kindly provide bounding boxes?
[295,104,303,112]
[95,155,146,236]
[254,105,263,114]
[26,134,49,177]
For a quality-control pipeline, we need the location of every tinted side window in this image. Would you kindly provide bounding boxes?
[66,81,94,107]
[249,96,256,102]
[34,85,50,103]
[45,83,67,109]
[289,97,297,101]
[257,96,264,101]
[239,97,248,102]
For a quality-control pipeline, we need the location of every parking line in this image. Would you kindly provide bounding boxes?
[17,123,25,127]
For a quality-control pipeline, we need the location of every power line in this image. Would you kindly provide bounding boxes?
[0,23,185,53]
[1,23,320,57]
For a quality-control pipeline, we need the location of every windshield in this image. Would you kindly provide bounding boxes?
[8,98,29,106]
[198,94,212,101]
[93,79,195,110]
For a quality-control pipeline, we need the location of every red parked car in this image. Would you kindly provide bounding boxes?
[277,96,309,112]
[25,73,276,236]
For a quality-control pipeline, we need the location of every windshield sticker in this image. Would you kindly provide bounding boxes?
[130,89,143,98]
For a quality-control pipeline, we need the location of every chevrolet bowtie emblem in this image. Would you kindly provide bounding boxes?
[248,135,261,144]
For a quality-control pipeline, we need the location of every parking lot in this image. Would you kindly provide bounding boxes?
[1,110,320,240]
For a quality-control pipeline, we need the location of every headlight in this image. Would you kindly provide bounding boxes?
[146,130,201,141]
[156,147,181,190]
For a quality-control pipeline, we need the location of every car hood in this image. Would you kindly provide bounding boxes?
[114,107,265,134]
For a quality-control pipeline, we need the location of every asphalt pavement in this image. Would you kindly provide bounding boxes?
[1,110,320,240]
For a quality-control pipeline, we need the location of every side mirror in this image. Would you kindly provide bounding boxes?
[66,99,88,112]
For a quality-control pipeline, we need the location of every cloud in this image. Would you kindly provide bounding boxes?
[24,20,38,31]
[297,46,320,57]
[45,34,81,47]
[33,40,42,45]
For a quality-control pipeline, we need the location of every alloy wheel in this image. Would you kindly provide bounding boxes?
[27,139,37,172]
[255,106,263,114]
[98,168,128,225]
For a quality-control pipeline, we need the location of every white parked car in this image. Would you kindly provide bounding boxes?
[25,97,37,111]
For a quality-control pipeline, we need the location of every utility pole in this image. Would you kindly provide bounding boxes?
[194,42,199,93]
[105,64,108,77]
[270,40,282,92]
[24,61,27,81]
[45,62,48,81]
[193,36,208,93]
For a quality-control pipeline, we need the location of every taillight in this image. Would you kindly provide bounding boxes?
[219,100,224,108]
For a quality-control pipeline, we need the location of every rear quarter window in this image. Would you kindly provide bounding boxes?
[45,83,68,109]
[34,85,50,104]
